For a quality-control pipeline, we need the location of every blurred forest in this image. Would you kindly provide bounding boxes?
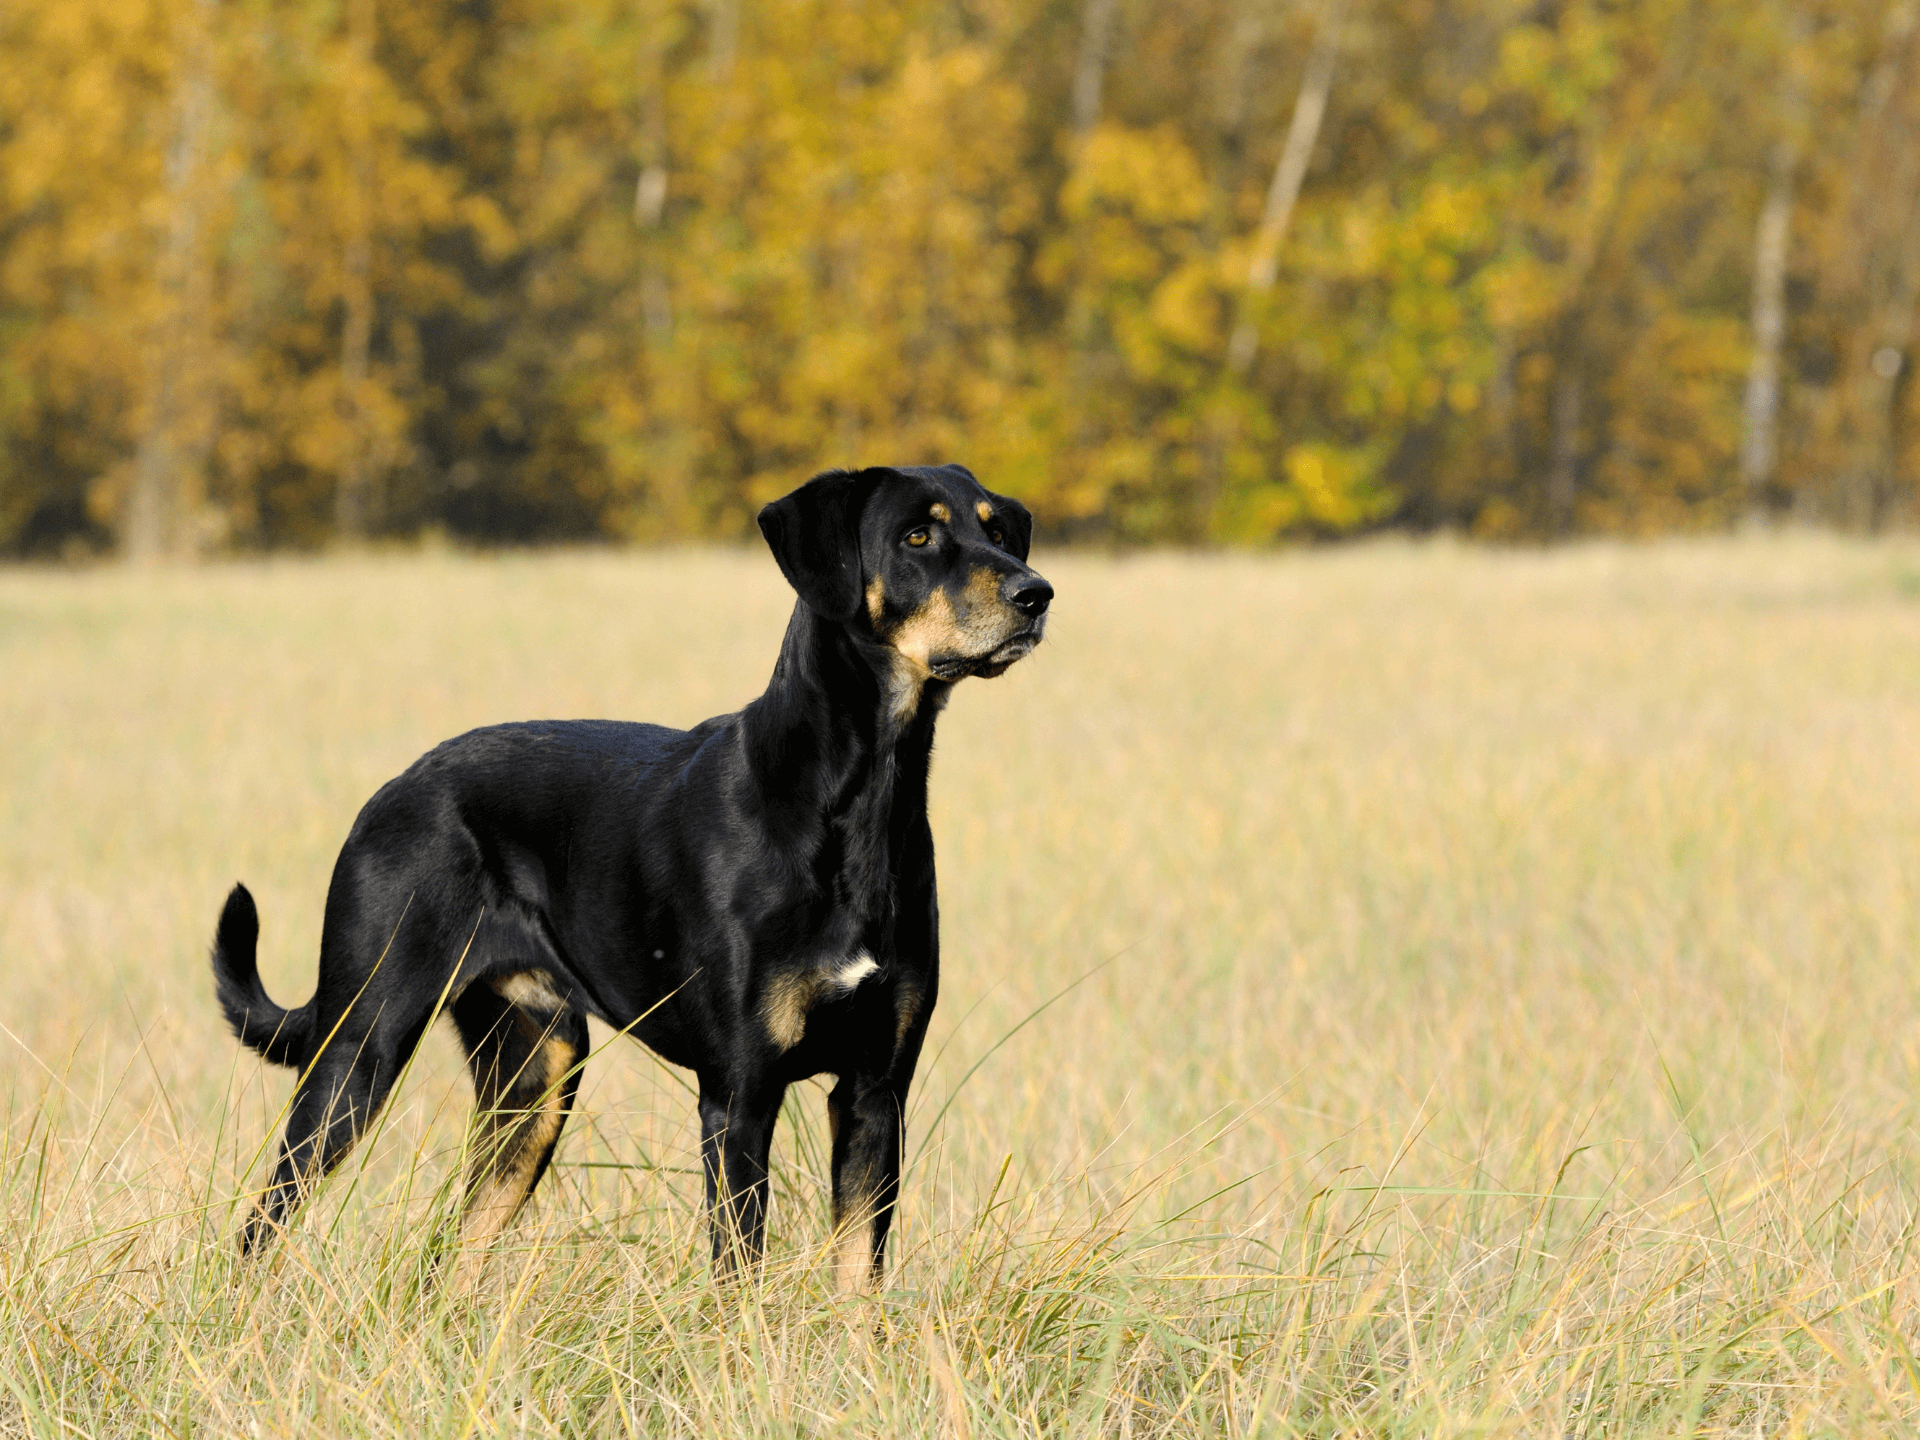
[2,0,1918,555]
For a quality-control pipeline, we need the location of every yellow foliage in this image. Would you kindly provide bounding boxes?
[0,0,1910,550]
[1060,124,1210,229]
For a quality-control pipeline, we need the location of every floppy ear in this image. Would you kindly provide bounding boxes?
[984,489,1034,562]
[758,469,884,620]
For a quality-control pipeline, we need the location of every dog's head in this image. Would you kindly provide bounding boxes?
[759,464,1051,685]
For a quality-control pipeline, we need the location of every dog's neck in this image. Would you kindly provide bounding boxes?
[741,602,948,939]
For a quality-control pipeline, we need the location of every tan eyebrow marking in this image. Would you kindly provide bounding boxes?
[976,501,994,523]
[929,502,951,523]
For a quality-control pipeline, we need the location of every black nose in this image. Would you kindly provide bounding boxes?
[1007,576,1052,618]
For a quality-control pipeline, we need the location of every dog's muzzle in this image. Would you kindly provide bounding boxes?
[949,624,1043,679]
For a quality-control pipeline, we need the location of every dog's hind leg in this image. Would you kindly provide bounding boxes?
[240,1010,429,1256]
[448,980,587,1284]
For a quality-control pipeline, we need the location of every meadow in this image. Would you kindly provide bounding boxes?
[3,535,1920,1436]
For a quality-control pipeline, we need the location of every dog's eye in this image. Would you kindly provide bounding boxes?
[905,528,930,548]
[988,527,1005,548]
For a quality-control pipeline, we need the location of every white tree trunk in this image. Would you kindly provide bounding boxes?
[1227,0,1340,374]
[706,0,738,82]
[636,33,671,344]
[1740,11,1806,523]
[127,0,218,560]
[1850,227,1920,529]
[1739,144,1794,518]
[334,0,376,542]
[1072,0,1119,136]
[1547,365,1583,534]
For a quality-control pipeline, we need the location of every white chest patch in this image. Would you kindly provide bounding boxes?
[828,951,880,991]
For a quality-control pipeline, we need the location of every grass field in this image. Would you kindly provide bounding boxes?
[4,535,1920,1436]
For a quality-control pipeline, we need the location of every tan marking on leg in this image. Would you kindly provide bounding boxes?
[929,502,951,523]
[831,1194,878,1294]
[763,955,875,1050]
[976,501,994,523]
[459,1099,560,1239]
[762,971,820,1050]
[491,970,564,1011]
[893,979,924,1051]
[865,573,886,624]
[538,1034,576,1087]
[455,1032,573,1289]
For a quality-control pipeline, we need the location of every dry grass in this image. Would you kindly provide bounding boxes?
[4,534,1920,1436]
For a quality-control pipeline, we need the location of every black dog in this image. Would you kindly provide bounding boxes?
[211,464,1051,1288]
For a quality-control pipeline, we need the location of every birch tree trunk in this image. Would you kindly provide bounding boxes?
[126,0,218,561]
[1064,0,1116,356]
[706,0,738,82]
[1837,16,1920,530]
[1546,364,1584,535]
[1226,0,1340,375]
[1848,233,1920,530]
[1739,141,1795,521]
[334,0,377,542]
[636,31,671,347]
[1740,13,1805,524]
[1072,0,1119,136]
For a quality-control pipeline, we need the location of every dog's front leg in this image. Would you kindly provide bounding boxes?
[825,1075,906,1294]
[697,1078,786,1277]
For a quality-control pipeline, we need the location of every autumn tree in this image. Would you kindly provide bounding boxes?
[1,0,1914,554]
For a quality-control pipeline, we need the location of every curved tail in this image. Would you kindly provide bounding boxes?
[211,884,311,1069]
